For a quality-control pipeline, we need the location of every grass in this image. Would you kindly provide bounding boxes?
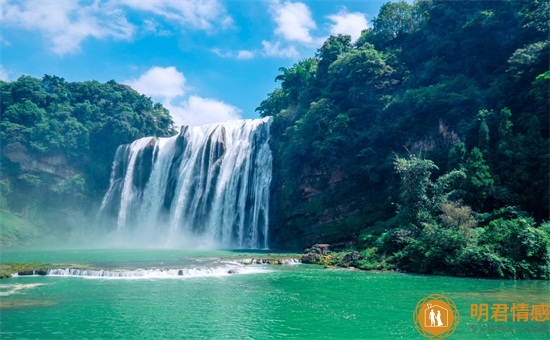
[0,211,41,248]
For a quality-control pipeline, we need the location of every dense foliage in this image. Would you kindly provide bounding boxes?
[0,75,174,241]
[261,0,549,278]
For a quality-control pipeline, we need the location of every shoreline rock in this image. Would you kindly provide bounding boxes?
[0,263,54,278]
[301,243,372,269]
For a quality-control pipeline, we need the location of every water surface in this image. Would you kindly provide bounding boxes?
[0,248,548,339]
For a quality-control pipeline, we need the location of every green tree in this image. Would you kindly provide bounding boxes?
[10,76,45,106]
[463,147,494,210]
[478,120,490,154]
[394,154,439,230]
[371,0,418,44]
[447,142,467,171]
[327,43,395,113]
[316,34,352,84]
[50,175,88,202]
[3,100,45,126]
[476,217,550,278]
[275,58,318,107]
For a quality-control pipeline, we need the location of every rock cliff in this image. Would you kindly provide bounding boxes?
[3,143,78,179]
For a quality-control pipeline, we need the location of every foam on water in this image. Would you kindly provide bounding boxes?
[238,258,301,265]
[0,283,47,296]
[47,262,270,280]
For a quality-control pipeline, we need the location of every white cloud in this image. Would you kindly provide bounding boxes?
[211,48,255,60]
[1,0,134,55]
[237,50,255,60]
[0,37,11,47]
[261,40,299,58]
[142,19,172,36]
[262,1,327,59]
[124,66,186,99]
[1,0,232,55]
[0,66,9,81]
[261,3,369,60]
[327,9,369,41]
[118,0,233,31]
[167,96,242,127]
[125,66,241,127]
[211,48,233,58]
[270,1,316,44]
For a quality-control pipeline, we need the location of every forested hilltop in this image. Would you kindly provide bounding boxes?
[0,76,175,245]
[260,0,549,278]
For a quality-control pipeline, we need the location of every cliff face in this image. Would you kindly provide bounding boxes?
[3,143,78,179]
[0,141,91,245]
[268,159,390,249]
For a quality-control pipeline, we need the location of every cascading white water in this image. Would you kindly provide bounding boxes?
[46,264,270,279]
[98,117,272,249]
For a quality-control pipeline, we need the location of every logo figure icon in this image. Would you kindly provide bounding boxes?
[413,294,459,339]
[426,304,447,327]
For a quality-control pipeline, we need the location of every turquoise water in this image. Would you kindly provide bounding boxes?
[0,249,548,339]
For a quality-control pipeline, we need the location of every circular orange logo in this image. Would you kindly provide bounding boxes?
[413,294,460,339]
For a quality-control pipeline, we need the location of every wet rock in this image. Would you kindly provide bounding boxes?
[17,269,47,276]
[342,251,364,264]
[301,253,319,264]
[227,269,237,274]
[177,270,183,276]
[17,270,34,276]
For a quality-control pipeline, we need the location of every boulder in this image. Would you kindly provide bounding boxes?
[300,252,319,264]
[342,251,364,264]
[310,244,330,255]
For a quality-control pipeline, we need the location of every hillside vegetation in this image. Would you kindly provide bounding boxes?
[0,76,175,242]
[259,0,549,278]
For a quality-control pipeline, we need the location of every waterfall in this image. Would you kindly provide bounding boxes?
[98,117,272,249]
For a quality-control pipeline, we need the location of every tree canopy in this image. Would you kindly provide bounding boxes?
[0,75,175,220]
[263,0,549,278]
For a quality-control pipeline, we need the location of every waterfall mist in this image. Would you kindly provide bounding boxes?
[96,118,273,249]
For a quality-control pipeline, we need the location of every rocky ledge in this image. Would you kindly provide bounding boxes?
[235,257,301,265]
[300,243,390,271]
[0,263,53,278]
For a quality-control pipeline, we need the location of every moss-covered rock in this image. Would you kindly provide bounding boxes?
[0,263,52,278]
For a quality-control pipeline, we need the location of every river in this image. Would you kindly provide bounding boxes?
[0,248,548,339]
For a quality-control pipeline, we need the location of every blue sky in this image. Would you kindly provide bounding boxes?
[1,0,394,127]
